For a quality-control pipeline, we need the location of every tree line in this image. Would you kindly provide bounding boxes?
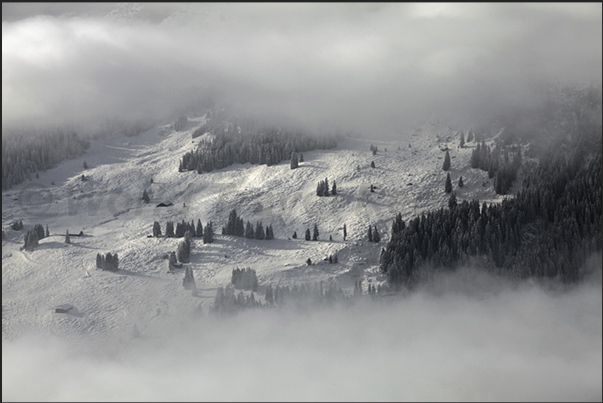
[2,130,90,190]
[179,114,337,174]
[221,209,275,240]
[380,132,602,288]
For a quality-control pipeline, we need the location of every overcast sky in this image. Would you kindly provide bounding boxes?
[2,3,602,134]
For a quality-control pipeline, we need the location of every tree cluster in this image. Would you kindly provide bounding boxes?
[231,267,259,291]
[173,115,189,132]
[2,130,90,190]
[221,209,274,240]
[154,219,212,242]
[316,177,337,196]
[367,225,381,243]
[179,115,337,174]
[470,140,522,195]
[96,252,119,272]
[381,137,602,288]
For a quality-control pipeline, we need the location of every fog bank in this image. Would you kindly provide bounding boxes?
[3,264,601,402]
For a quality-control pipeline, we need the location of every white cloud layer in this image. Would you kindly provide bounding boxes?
[2,3,602,135]
[3,264,601,402]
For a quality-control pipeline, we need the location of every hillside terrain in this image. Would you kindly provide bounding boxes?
[2,116,507,342]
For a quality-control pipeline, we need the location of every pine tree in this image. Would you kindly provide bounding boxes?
[142,189,150,203]
[255,221,265,240]
[459,132,465,148]
[305,228,311,241]
[290,152,299,169]
[24,228,39,251]
[65,229,71,244]
[306,258,312,265]
[168,251,179,269]
[45,225,49,238]
[312,224,319,241]
[245,221,255,239]
[299,153,304,162]
[153,221,162,237]
[343,223,347,241]
[292,231,297,239]
[331,180,337,195]
[471,144,480,168]
[373,225,380,242]
[203,221,214,244]
[265,284,274,305]
[445,172,453,193]
[371,161,375,168]
[166,221,174,237]
[458,176,464,188]
[448,192,457,209]
[443,151,451,171]
[177,239,190,263]
[368,226,373,242]
[196,219,203,238]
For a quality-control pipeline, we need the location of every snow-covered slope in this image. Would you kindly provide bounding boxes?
[2,117,508,341]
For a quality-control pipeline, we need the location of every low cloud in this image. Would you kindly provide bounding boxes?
[2,3,601,135]
[3,261,601,402]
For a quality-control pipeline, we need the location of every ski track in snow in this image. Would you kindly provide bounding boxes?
[2,117,510,341]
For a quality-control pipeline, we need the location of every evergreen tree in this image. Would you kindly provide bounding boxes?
[471,144,480,168]
[203,221,214,244]
[290,152,299,169]
[459,132,465,148]
[245,221,255,239]
[368,225,373,242]
[183,267,197,292]
[23,228,39,251]
[373,225,381,242]
[371,161,375,168]
[265,224,274,240]
[265,284,274,305]
[166,221,175,237]
[153,221,162,237]
[448,192,457,209]
[443,150,451,171]
[177,239,190,263]
[458,176,464,188]
[467,129,474,142]
[34,224,45,240]
[445,173,453,193]
[196,219,203,238]
[306,258,312,265]
[45,225,49,238]
[292,231,297,239]
[305,228,311,241]
[299,153,304,162]
[312,224,319,241]
[168,251,179,269]
[331,180,337,195]
[142,189,150,203]
[65,229,71,244]
[255,221,265,240]
[343,223,347,241]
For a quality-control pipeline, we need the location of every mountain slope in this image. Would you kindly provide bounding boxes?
[2,117,506,341]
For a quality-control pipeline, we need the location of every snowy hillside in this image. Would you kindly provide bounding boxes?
[2,117,510,342]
